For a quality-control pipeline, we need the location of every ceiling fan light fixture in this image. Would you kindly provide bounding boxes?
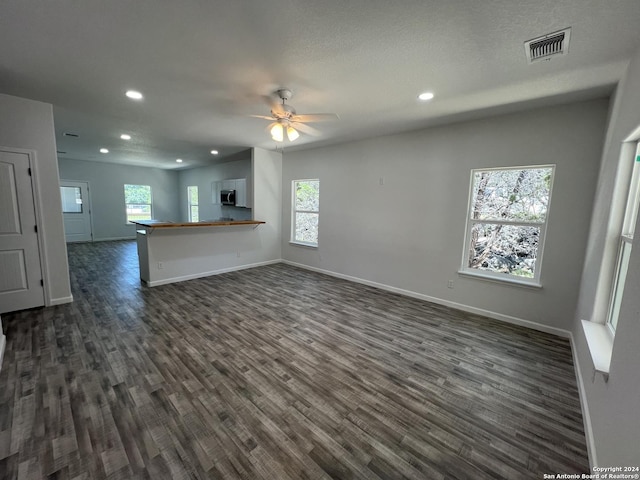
[271,123,284,142]
[257,87,338,142]
[286,126,299,141]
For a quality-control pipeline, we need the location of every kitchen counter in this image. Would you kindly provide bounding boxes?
[133,219,265,229]
[133,219,269,286]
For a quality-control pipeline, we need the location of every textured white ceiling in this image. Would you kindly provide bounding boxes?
[1,0,639,169]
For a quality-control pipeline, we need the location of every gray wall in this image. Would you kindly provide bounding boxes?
[282,98,609,334]
[177,150,253,222]
[0,94,71,305]
[573,45,640,465]
[58,158,180,240]
[252,147,283,262]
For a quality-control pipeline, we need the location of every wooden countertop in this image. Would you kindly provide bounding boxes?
[133,220,265,229]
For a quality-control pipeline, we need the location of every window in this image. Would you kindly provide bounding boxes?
[124,184,152,223]
[606,146,640,332]
[187,186,199,222]
[60,186,83,213]
[292,179,319,246]
[461,165,555,285]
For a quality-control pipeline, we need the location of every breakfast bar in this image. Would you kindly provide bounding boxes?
[133,219,266,286]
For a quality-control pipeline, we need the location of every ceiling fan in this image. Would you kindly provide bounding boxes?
[252,88,339,142]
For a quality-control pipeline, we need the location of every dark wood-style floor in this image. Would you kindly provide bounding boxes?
[0,240,589,479]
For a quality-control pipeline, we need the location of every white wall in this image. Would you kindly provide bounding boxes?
[282,98,609,334]
[252,147,283,262]
[177,150,253,222]
[0,94,71,305]
[58,158,180,240]
[572,46,640,465]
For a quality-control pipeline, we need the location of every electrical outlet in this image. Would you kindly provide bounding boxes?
[447,280,454,289]
[158,262,164,270]
[379,177,385,186]
[237,251,241,258]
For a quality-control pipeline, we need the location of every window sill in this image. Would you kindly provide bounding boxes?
[457,269,542,289]
[581,320,613,382]
[289,241,318,249]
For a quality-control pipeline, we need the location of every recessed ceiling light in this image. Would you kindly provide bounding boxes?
[210,150,219,155]
[418,92,434,101]
[120,134,131,140]
[176,158,183,163]
[99,148,109,153]
[125,90,143,100]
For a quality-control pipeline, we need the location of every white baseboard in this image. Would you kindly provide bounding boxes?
[569,332,597,468]
[282,260,571,338]
[49,295,74,306]
[145,259,282,287]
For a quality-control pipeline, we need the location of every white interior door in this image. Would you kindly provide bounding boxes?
[60,180,92,242]
[0,148,45,313]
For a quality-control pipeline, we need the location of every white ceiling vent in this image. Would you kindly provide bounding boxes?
[525,28,571,63]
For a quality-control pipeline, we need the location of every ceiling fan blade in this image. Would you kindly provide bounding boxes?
[250,115,276,121]
[291,122,321,137]
[271,103,286,115]
[290,113,339,123]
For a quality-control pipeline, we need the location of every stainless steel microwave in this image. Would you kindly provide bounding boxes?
[220,189,236,205]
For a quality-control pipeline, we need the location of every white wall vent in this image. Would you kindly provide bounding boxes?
[524,28,571,63]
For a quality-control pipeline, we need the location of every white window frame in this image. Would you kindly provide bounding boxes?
[460,165,555,287]
[124,184,153,224]
[606,145,640,333]
[291,179,319,247]
[187,185,199,222]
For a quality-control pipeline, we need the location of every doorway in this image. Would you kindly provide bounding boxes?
[60,180,93,242]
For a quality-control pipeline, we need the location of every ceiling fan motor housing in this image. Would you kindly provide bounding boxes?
[272,103,296,119]
[276,88,293,101]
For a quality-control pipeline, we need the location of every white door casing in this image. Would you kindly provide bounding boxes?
[60,180,92,242]
[0,148,45,313]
